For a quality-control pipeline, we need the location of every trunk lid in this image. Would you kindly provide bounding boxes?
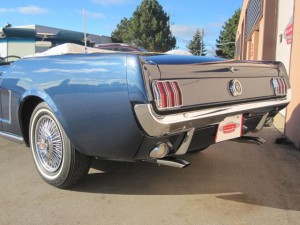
[140,55,287,112]
[142,55,279,79]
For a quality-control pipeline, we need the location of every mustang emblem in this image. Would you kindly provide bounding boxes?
[229,79,242,97]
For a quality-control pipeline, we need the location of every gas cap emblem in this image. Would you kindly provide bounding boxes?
[229,79,242,97]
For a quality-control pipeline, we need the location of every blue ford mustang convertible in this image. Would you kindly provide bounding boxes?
[0,44,291,188]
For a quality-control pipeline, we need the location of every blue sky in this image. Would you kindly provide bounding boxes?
[0,0,243,53]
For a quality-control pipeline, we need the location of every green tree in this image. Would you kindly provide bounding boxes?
[111,18,130,43]
[111,0,176,52]
[216,8,241,58]
[187,29,206,56]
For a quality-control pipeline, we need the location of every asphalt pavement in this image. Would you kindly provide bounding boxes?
[1,127,300,225]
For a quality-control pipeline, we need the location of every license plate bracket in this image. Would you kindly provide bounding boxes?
[216,114,243,143]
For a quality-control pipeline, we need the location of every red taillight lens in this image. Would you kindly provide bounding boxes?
[152,80,183,110]
[172,81,183,106]
[272,77,287,96]
[164,81,175,107]
[156,82,167,108]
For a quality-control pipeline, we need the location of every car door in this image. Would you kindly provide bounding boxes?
[0,67,4,131]
[0,65,24,140]
[0,66,14,133]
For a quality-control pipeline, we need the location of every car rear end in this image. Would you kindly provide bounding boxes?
[132,54,290,162]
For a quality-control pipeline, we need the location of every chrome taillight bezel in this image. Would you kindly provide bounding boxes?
[152,80,183,110]
[272,77,287,96]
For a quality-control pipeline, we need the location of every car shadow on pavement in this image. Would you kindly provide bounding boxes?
[72,130,300,211]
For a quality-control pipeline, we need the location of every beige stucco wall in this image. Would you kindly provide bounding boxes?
[285,1,300,148]
[257,19,264,60]
[236,0,300,148]
[275,0,294,121]
[261,0,278,60]
[236,0,277,61]
[276,0,294,75]
[236,0,249,60]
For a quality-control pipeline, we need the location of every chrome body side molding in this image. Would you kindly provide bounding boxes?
[0,131,24,144]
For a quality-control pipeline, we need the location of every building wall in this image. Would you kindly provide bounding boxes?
[7,38,35,57]
[276,0,294,75]
[285,1,300,148]
[0,40,8,58]
[236,0,278,61]
[0,38,36,58]
[0,24,113,59]
[275,0,294,119]
[237,0,300,148]
[235,0,248,60]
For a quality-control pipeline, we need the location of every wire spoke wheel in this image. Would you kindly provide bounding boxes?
[30,102,91,188]
[35,115,63,172]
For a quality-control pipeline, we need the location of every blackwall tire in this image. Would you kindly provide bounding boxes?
[29,102,91,188]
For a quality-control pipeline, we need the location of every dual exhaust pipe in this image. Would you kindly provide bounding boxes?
[156,157,190,168]
[149,142,190,168]
[148,133,266,168]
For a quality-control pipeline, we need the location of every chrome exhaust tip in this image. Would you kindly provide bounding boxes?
[150,143,169,158]
[156,157,190,168]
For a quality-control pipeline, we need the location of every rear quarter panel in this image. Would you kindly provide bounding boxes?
[1,54,144,159]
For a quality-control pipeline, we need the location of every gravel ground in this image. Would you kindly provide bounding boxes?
[0,127,300,225]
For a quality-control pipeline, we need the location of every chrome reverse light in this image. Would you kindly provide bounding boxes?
[152,80,183,110]
[272,77,287,96]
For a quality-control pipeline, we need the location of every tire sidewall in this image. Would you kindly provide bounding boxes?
[30,103,72,185]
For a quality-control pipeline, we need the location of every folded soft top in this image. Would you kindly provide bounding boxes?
[25,43,115,58]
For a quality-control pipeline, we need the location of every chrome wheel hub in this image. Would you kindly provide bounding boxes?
[35,115,63,172]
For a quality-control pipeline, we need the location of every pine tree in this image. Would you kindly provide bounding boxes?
[216,8,241,58]
[111,18,130,43]
[111,0,176,52]
[187,29,206,56]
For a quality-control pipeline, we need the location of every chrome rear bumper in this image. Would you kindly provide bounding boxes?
[134,90,291,137]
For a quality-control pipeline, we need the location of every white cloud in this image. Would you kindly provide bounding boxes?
[171,24,220,41]
[91,0,134,6]
[171,24,219,56]
[171,24,201,39]
[18,5,48,14]
[0,5,48,15]
[0,8,14,13]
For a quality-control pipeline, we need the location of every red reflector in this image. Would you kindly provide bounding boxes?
[153,80,183,110]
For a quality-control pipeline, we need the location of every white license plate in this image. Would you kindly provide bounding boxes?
[215,115,243,143]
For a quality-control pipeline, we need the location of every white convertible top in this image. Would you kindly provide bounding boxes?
[165,49,192,55]
[25,43,191,58]
[25,43,115,58]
